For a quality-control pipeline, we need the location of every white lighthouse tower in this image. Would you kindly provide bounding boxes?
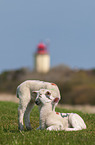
[35,42,50,73]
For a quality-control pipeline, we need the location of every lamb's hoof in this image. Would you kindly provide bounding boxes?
[26,126,32,130]
[18,125,24,131]
[25,122,32,130]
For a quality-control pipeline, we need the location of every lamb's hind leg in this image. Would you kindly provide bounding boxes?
[24,100,35,130]
[66,113,86,131]
[18,92,31,131]
[18,104,26,131]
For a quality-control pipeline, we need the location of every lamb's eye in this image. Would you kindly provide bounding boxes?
[46,91,51,96]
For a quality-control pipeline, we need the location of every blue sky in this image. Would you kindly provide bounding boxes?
[0,0,95,72]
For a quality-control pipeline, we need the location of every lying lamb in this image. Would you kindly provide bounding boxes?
[16,80,61,130]
[35,89,86,131]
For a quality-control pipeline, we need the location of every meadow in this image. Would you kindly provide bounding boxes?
[0,101,95,145]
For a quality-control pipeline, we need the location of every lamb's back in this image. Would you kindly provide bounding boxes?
[17,80,61,99]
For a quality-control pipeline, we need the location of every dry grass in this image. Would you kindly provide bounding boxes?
[0,94,95,114]
[0,94,18,103]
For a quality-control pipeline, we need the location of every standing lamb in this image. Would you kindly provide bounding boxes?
[35,89,86,131]
[16,80,61,130]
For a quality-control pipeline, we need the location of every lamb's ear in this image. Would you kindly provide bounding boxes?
[32,91,39,93]
[32,91,39,96]
[52,97,59,104]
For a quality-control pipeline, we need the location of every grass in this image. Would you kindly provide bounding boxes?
[0,102,95,145]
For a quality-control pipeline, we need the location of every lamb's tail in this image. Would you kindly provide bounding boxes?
[16,86,19,98]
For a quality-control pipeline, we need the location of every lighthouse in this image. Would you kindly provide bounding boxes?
[34,42,50,73]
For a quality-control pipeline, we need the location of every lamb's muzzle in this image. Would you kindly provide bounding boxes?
[35,99,40,105]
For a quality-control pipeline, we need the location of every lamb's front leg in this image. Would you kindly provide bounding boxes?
[47,124,63,131]
[24,101,35,130]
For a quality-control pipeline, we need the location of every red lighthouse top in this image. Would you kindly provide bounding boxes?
[36,42,48,54]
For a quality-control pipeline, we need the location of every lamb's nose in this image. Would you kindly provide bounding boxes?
[35,100,39,105]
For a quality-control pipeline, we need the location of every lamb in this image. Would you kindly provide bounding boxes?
[35,89,86,131]
[16,80,61,130]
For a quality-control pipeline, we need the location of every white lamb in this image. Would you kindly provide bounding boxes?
[16,80,61,130]
[35,89,86,131]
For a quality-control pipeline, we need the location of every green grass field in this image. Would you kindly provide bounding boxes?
[0,101,95,145]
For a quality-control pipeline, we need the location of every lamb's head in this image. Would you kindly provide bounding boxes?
[34,89,59,106]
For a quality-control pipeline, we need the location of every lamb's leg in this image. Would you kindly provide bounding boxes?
[18,104,26,131]
[65,128,81,131]
[24,100,35,130]
[18,91,31,131]
[47,124,63,131]
[67,113,86,131]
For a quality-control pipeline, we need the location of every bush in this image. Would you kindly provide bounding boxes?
[1,66,95,105]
